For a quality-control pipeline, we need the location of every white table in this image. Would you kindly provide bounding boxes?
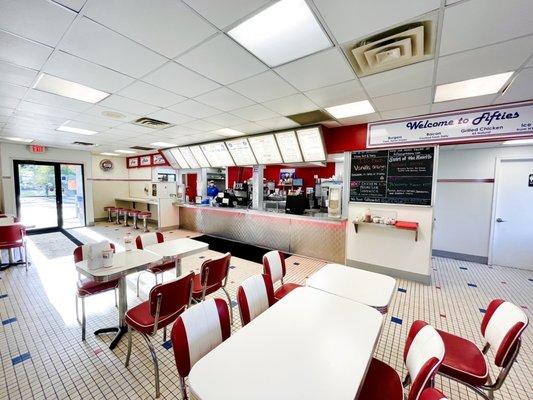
[144,238,208,277]
[75,249,162,349]
[189,287,383,400]
[307,263,396,312]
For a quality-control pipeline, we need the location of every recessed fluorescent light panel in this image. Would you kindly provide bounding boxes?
[33,73,110,103]
[150,142,177,148]
[190,145,211,168]
[503,138,533,146]
[2,136,34,143]
[434,72,514,103]
[228,0,332,67]
[57,124,97,135]
[115,149,137,154]
[100,152,119,156]
[216,128,245,137]
[326,100,375,119]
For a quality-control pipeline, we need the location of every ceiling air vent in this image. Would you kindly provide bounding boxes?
[132,117,174,129]
[130,146,154,151]
[347,20,436,77]
[287,110,332,125]
[72,141,96,146]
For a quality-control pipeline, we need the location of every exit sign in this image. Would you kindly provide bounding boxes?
[28,144,46,154]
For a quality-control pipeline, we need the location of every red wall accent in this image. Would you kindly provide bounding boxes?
[322,124,368,153]
[186,173,197,200]
[227,167,254,188]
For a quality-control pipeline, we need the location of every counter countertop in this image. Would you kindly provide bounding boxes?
[115,197,159,205]
[176,203,347,223]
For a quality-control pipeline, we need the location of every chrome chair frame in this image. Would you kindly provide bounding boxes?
[194,265,234,324]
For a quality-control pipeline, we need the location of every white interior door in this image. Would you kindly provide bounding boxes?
[491,158,533,270]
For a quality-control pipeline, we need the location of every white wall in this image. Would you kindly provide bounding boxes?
[0,143,95,224]
[91,155,129,220]
[434,145,533,258]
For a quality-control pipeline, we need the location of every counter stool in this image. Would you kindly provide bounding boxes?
[114,208,124,225]
[119,208,131,227]
[128,210,140,230]
[138,211,151,232]
[104,206,116,222]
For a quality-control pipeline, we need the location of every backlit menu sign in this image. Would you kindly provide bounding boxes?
[200,142,235,167]
[190,145,210,168]
[161,149,180,169]
[225,138,257,166]
[275,130,303,163]
[248,134,282,164]
[169,148,189,169]
[296,127,326,162]
[178,147,199,169]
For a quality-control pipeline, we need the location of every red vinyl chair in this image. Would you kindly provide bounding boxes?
[171,298,231,400]
[420,388,449,400]
[358,320,445,400]
[436,299,528,400]
[191,252,233,323]
[124,272,194,398]
[262,250,301,301]
[74,243,119,340]
[237,274,276,326]
[135,232,175,297]
[0,223,28,270]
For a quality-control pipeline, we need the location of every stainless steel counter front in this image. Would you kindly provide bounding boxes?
[178,204,346,263]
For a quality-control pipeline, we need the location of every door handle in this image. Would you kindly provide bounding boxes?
[496,218,506,223]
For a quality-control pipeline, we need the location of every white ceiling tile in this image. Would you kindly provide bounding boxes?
[256,116,299,130]
[118,81,185,108]
[203,113,247,127]
[380,105,431,120]
[59,17,167,78]
[25,89,93,112]
[337,113,381,126]
[0,30,53,70]
[313,0,440,43]
[228,71,297,103]
[0,106,15,117]
[143,62,220,97]
[181,119,221,132]
[115,123,159,134]
[69,112,123,128]
[0,61,38,87]
[168,99,222,118]
[0,0,76,46]
[103,128,142,139]
[274,48,355,91]
[84,0,216,58]
[60,119,109,133]
[0,96,20,109]
[52,0,86,12]
[436,36,533,84]
[430,93,498,113]
[0,81,27,99]
[43,51,134,93]
[361,61,434,97]
[146,109,194,125]
[195,87,254,111]
[263,93,318,115]
[177,34,267,85]
[163,125,202,137]
[440,0,533,56]
[373,87,432,112]
[98,95,160,116]
[526,56,533,68]
[229,122,265,134]
[183,0,272,29]
[304,79,367,108]
[85,104,137,122]
[17,101,79,119]
[495,68,533,104]
[231,104,279,121]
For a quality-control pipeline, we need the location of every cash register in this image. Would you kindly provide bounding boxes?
[215,190,238,207]
[285,194,308,215]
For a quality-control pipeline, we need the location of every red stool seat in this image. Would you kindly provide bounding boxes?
[148,260,175,274]
[138,211,151,217]
[77,277,119,297]
[274,282,301,300]
[436,329,488,386]
[104,206,116,211]
[358,358,403,400]
[125,300,184,335]
[128,210,139,216]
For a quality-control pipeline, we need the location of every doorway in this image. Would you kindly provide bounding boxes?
[489,157,533,270]
[14,161,86,232]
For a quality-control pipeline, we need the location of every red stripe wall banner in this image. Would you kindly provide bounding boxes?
[322,124,368,153]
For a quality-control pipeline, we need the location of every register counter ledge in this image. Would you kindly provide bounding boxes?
[176,203,347,264]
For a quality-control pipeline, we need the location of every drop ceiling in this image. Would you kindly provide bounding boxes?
[0,0,531,155]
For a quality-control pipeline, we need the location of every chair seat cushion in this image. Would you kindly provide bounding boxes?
[125,300,184,334]
[274,283,301,300]
[420,388,448,400]
[77,278,119,297]
[437,329,488,386]
[191,273,222,299]
[147,260,175,274]
[358,358,403,400]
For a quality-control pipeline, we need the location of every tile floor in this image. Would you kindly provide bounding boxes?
[0,222,531,399]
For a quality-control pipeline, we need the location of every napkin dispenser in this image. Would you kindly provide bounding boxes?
[86,241,114,270]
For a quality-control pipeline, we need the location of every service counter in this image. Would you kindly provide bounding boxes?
[177,204,346,264]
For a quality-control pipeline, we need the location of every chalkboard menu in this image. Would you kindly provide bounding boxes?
[350,147,434,205]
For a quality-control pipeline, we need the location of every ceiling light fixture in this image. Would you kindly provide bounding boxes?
[100,152,120,156]
[33,73,110,103]
[216,128,245,137]
[150,142,178,147]
[503,138,533,146]
[115,149,137,154]
[434,72,514,103]
[2,136,34,143]
[326,100,375,118]
[228,0,332,67]
[57,123,98,135]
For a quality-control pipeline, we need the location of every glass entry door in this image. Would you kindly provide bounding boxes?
[61,164,85,229]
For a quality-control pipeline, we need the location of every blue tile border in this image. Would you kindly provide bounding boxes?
[2,317,17,325]
[11,352,31,365]
[0,294,7,299]
[479,308,487,314]
[391,317,403,325]
[162,340,172,350]
[467,283,477,288]
[459,267,468,270]
[230,265,236,269]
[398,288,407,293]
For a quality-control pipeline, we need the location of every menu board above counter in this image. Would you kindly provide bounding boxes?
[275,130,303,163]
[190,145,210,168]
[350,147,435,206]
[170,148,189,169]
[160,149,180,169]
[225,138,257,166]
[179,147,199,169]
[248,134,283,164]
[297,127,326,162]
[200,142,235,167]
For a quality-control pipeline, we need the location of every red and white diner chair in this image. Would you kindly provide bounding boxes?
[135,232,175,297]
[73,243,118,341]
[237,274,276,326]
[171,298,231,400]
[436,299,528,400]
[124,272,194,398]
[262,250,302,301]
[191,252,233,323]
[358,320,445,400]
[0,223,28,270]
[419,388,449,400]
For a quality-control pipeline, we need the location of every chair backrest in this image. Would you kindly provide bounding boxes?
[0,224,24,244]
[171,298,231,378]
[149,272,194,319]
[480,299,528,367]
[237,274,275,326]
[404,321,445,400]
[199,252,231,289]
[262,250,286,284]
[135,231,164,249]
[419,388,448,400]
[74,242,115,263]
